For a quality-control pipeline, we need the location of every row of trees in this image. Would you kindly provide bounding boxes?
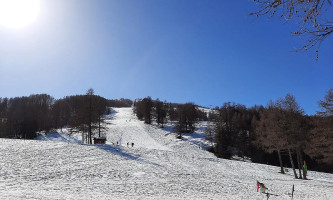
[52,89,110,144]
[0,94,54,139]
[254,94,310,179]
[108,98,133,107]
[0,89,133,143]
[213,89,333,175]
[214,103,259,160]
[133,97,208,138]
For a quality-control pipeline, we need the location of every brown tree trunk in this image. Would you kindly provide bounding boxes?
[89,123,92,144]
[277,149,285,174]
[98,115,101,138]
[81,131,84,144]
[299,151,307,179]
[88,93,93,144]
[288,148,298,179]
[296,148,303,179]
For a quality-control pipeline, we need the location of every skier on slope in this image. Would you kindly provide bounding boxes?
[257,181,280,199]
[257,181,268,193]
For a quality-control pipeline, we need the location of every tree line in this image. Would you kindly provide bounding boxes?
[133,97,207,139]
[1,89,331,174]
[214,89,333,175]
[0,89,132,143]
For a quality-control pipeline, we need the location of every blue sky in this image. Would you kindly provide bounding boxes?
[0,0,332,115]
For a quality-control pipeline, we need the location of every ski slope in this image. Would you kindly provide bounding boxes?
[0,107,332,199]
[105,107,171,151]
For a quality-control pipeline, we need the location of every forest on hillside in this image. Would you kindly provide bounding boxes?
[133,90,332,174]
[0,89,332,174]
[0,89,132,143]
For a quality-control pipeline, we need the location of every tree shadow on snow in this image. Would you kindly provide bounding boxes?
[162,124,174,133]
[104,108,118,120]
[36,132,82,144]
[96,144,161,167]
[182,132,208,149]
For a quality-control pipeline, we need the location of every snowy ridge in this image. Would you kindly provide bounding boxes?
[0,107,332,199]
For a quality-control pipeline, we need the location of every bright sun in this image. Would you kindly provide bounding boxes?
[0,0,40,29]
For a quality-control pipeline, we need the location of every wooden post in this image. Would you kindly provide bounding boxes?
[291,184,294,199]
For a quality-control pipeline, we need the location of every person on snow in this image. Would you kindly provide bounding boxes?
[303,161,308,179]
[257,181,268,193]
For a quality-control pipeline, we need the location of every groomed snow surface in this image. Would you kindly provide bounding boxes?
[0,107,332,199]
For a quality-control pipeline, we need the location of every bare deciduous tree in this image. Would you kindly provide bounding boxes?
[254,107,288,174]
[317,88,333,116]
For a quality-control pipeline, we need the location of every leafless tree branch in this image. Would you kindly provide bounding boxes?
[251,0,333,59]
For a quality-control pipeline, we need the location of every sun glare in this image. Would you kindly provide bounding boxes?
[0,0,40,29]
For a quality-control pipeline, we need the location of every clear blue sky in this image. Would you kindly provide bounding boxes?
[0,0,332,115]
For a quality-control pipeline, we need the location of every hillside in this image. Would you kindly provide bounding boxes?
[0,107,332,199]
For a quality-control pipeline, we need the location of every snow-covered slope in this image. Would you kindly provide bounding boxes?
[105,107,171,151]
[0,107,332,199]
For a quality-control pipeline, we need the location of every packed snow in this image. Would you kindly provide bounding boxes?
[0,107,332,199]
